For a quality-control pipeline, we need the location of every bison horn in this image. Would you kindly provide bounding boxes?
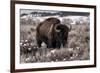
[56,29,61,32]
[55,25,61,32]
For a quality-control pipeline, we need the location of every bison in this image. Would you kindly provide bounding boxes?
[36,17,71,48]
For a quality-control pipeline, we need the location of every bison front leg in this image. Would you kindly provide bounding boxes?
[62,39,68,48]
[47,40,52,48]
[56,42,61,48]
[62,33,68,48]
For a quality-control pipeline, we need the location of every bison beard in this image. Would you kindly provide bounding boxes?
[36,18,70,49]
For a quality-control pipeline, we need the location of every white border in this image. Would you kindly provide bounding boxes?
[15,4,94,69]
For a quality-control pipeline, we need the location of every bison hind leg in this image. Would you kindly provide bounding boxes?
[36,38,42,48]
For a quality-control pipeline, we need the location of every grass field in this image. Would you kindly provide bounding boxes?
[20,16,90,63]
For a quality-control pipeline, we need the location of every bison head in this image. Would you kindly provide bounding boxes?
[54,24,71,48]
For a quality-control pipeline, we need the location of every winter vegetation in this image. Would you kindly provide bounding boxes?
[20,10,90,63]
